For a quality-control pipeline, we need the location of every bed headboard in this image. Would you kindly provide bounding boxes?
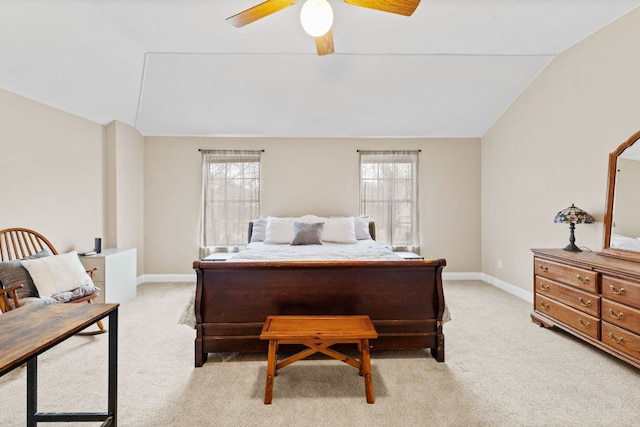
[248,219,376,243]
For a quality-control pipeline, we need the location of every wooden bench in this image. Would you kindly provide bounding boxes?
[259,315,378,404]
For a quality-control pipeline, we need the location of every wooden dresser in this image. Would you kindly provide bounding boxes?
[532,249,640,369]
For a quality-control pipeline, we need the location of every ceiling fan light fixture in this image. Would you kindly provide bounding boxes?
[300,0,334,37]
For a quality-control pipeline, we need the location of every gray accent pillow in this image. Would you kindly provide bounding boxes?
[291,222,324,246]
[0,250,51,300]
[250,218,267,242]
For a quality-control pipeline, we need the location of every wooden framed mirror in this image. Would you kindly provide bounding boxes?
[602,129,640,262]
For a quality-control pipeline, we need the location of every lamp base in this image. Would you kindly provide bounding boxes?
[562,222,581,251]
[563,242,582,252]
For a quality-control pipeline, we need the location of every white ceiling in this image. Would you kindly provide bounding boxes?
[1,0,639,138]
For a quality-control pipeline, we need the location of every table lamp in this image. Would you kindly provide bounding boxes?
[554,203,594,252]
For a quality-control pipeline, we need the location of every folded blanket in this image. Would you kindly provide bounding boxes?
[50,285,100,303]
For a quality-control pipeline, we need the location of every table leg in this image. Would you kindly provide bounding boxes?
[357,340,364,376]
[361,339,375,404]
[264,339,277,404]
[108,309,118,425]
[26,357,37,427]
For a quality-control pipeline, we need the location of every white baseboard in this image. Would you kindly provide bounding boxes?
[480,273,533,303]
[136,271,533,303]
[442,272,532,302]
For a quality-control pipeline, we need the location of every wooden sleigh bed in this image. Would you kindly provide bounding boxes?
[192,220,447,367]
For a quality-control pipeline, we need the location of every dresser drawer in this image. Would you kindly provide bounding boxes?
[602,276,640,310]
[535,276,600,317]
[602,299,640,335]
[602,321,640,360]
[534,257,597,293]
[535,294,600,339]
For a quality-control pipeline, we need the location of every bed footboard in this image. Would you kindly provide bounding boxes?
[192,259,446,367]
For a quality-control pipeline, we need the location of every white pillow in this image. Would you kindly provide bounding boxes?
[322,217,357,243]
[264,217,297,244]
[20,251,94,298]
[354,216,372,240]
[250,218,267,242]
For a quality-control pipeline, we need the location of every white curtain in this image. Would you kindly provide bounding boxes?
[359,150,420,252]
[201,150,262,251]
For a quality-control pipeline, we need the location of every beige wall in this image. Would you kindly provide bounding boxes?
[0,88,104,251]
[2,86,478,278]
[144,137,481,274]
[105,120,145,275]
[0,89,144,276]
[481,7,640,292]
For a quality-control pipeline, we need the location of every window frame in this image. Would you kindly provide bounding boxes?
[201,150,262,250]
[359,150,420,252]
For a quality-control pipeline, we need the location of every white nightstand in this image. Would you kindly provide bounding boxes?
[394,251,424,260]
[79,248,137,304]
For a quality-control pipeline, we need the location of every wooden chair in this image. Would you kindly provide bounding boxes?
[0,228,104,332]
[0,284,22,313]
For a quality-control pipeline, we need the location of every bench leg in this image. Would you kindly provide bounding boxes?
[361,339,374,404]
[264,339,278,404]
[357,340,364,376]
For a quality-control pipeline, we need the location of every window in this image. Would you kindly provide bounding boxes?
[201,150,262,249]
[359,150,420,251]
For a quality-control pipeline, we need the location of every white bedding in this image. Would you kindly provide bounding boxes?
[220,239,404,261]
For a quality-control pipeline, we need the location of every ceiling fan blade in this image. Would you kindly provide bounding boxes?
[315,28,335,56]
[342,0,420,16]
[226,0,298,28]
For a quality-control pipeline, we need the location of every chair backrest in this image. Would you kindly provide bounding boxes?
[0,229,100,322]
[0,228,58,261]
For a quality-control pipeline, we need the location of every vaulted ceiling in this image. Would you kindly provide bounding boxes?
[1,0,639,138]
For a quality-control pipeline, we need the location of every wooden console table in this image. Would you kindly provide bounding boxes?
[260,315,378,404]
[0,303,119,426]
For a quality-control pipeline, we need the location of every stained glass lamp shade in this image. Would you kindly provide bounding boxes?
[554,203,595,252]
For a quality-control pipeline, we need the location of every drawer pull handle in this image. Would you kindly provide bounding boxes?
[608,332,624,345]
[608,309,624,320]
[575,275,590,284]
[540,302,550,310]
[539,282,550,291]
[578,297,591,307]
[538,264,549,272]
[578,319,591,328]
[609,285,625,295]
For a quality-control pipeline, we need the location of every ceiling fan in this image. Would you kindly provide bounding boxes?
[226,0,421,56]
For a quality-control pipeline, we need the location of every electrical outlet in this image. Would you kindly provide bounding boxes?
[498,259,503,269]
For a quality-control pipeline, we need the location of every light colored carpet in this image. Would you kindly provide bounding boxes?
[1,280,639,426]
